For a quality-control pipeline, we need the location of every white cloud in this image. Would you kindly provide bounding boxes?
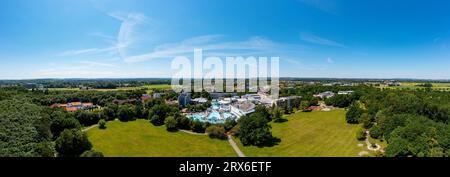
[300,32,347,48]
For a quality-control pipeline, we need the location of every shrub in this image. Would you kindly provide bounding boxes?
[206,125,227,140]
[369,126,383,139]
[356,128,366,141]
[98,119,106,129]
[150,115,163,126]
[176,115,192,130]
[191,120,206,133]
[164,116,178,132]
[80,150,104,157]
[224,119,237,131]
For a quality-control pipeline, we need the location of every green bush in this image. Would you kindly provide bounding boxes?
[191,120,206,133]
[356,128,366,141]
[80,150,104,157]
[369,126,383,139]
[98,119,106,129]
[164,116,178,132]
[206,125,227,140]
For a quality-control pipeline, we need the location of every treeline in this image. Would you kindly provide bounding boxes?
[0,78,171,89]
[346,89,450,157]
[0,92,100,157]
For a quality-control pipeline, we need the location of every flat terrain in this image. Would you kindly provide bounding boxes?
[376,82,450,91]
[87,119,237,157]
[234,110,367,157]
[49,84,172,93]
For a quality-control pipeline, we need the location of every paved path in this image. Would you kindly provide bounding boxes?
[364,131,382,151]
[179,129,207,135]
[228,135,246,157]
[82,124,98,132]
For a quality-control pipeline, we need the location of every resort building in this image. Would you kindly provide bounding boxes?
[338,91,354,95]
[231,101,256,118]
[141,94,151,102]
[191,97,208,104]
[178,93,191,107]
[210,92,238,99]
[276,96,302,109]
[152,92,165,99]
[314,91,335,99]
[50,102,95,112]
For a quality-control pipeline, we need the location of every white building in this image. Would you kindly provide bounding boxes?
[338,91,354,95]
[314,91,335,99]
[230,101,256,119]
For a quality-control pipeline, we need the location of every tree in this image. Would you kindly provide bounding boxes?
[176,115,192,130]
[118,104,136,122]
[164,116,177,132]
[255,105,271,121]
[35,141,55,157]
[75,111,101,126]
[191,120,206,133]
[346,102,363,124]
[102,104,117,121]
[150,115,162,126]
[206,125,227,140]
[55,129,92,157]
[224,119,237,131]
[369,126,382,139]
[148,104,175,126]
[135,102,145,119]
[49,110,81,139]
[272,106,284,123]
[80,150,104,157]
[98,119,106,129]
[238,113,274,147]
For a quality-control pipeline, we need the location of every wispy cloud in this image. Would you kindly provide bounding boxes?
[300,32,347,48]
[78,61,118,68]
[59,47,117,56]
[59,12,148,58]
[123,34,304,63]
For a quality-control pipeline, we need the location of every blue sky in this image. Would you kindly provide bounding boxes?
[1,0,450,79]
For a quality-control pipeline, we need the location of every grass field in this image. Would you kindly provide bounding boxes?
[87,119,237,157]
[376,82,450,91]
[49,84,172,93]
[234,110,368,157]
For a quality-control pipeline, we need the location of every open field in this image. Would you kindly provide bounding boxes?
[376,82,450,91]
[234,110,368,157]
[87,119,237,157]
[48,84,172,93]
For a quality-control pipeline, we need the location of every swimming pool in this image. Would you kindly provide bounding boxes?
[211,102,220,110]
[188,111,236,124]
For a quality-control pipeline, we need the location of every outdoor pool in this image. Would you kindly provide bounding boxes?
[187,111,236,124]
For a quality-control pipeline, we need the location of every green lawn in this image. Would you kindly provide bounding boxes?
[234,110,367,157]
[87,119,237,157]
